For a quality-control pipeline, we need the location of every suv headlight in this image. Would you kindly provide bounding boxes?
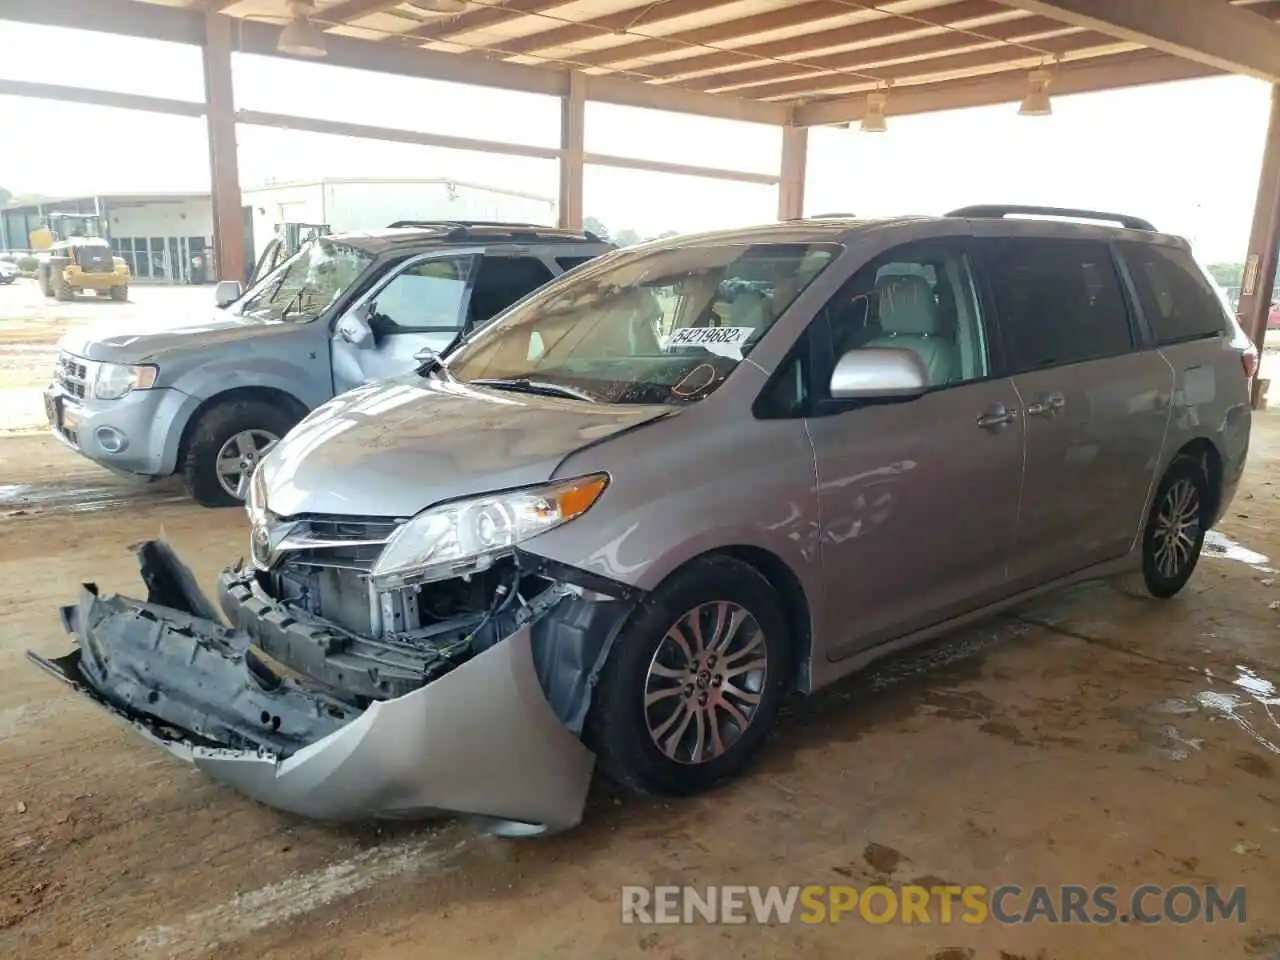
[94,362,158,400]
[370,473,609,590]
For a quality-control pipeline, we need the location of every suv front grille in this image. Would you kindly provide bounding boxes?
[54,352,89,400]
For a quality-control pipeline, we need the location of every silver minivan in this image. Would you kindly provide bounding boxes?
[35,207,1254,833]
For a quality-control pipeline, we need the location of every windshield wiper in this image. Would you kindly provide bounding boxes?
[469,378,598,403]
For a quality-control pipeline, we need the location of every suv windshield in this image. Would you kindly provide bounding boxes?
[446,241,841,404]
[237,238,374,323]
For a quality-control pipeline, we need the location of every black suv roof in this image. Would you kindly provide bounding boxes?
[330,220,613,255]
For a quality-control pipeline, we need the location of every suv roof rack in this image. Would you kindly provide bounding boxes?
[946,204,1156,232]
[385,219,605,243]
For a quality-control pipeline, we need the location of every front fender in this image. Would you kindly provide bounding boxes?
[159,358,332,474]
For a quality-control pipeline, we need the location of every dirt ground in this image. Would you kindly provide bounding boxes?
[1,278,1280,959]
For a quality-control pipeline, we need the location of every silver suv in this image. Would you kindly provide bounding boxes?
[35,207,1254,833]
[42,222,611,506]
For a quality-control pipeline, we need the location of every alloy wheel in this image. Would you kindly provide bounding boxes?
[1152,477,1201,580]
[643,601,768,765]
[215,429,279,500]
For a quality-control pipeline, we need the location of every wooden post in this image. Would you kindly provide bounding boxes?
[558,72,586,231]
[777,124,808,221]
[1240,85,1280,354]
[203,12,247,283]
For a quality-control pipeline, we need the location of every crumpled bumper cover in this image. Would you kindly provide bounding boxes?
[29,542,597,833]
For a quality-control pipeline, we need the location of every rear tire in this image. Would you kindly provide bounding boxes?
[181,399,302,508]
[109,285,127,302]
[54,278,72,301]
[1141,454,1211,599]
[587,555,792,797]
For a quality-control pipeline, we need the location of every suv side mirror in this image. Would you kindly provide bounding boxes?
[214,280,242,308]
[337,304,375,349]
[829,348,928,401]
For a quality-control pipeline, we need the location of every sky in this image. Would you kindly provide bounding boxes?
[0,19,1271,262]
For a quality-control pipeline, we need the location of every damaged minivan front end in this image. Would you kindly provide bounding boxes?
[33,504,638,832]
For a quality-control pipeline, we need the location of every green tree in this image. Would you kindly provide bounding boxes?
[583,216,609,239]
[613,228,641,247]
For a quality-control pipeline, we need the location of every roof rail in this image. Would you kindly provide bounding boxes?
[946,204,1156,232]
[386,219,605,243]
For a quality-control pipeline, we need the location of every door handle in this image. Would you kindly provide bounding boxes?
[1026,392,1065,418]
[976,407,1018,432]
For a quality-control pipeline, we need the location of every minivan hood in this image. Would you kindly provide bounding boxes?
[258,375,671,518]
[59,310,296,363]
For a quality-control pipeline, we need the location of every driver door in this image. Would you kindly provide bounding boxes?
[330,253,478,394]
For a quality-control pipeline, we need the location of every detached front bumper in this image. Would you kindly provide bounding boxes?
[31,543,604,833]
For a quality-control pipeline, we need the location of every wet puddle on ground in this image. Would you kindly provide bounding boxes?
[0,479,187,515]
[1202,530,1275,571]
[1192,665,1280,757]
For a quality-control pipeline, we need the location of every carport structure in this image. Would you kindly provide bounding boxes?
[4,0,1280,345]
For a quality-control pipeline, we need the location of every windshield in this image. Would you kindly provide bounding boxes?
[237,238,374,322]
[446,241,841,404]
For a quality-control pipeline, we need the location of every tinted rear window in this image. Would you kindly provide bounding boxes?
[1115,242,1226,345]
[555,256,597,272]
[981,237,1133,373]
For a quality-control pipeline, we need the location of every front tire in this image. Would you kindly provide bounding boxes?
[181,399,301,507]
[1141,454,1211,598]
[109,285,127,302]
[588,555,792,797]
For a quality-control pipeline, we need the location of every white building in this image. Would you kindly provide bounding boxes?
[1,177,557,283]
[241,177,557,272]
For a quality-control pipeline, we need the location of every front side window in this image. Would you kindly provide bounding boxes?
[238,238,374,323]
[370,255,477,333]
[980,237,1132,373]
[446,241,841,405]
[1115,242,1227,345]
[821,240,990,390]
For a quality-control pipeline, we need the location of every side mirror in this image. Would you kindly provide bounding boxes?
[214,280,242,308]
[829,348,928,401]
[337,305,374,349]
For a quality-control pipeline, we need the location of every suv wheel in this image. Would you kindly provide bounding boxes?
[588,556,792,796]
[1141,454,1211,598]
[182,399,301,508]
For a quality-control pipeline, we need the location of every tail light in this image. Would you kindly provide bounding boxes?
[1242,343,1259,379]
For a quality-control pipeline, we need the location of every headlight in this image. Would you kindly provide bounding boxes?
[93,362,158,400]
[370,473,609,590]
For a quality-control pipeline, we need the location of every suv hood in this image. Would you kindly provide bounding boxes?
[258,375,671,518]
[59,310,299,363]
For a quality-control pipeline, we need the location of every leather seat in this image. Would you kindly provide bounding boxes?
[861,274,957,386]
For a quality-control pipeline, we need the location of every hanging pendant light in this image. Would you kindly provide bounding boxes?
[861,90,888,133]
[1019,68,1053,116]
[278,0,327,58]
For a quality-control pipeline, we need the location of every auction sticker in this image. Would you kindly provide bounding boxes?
[666,326,754,349]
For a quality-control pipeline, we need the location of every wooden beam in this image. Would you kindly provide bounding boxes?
[482,0,734,58]
[0,0,203,44]
[203,12,247,284]
[566,0,1002,72]
[236,109,563,159]
[558,71,586,230]
[675,16,1074,93]
[316,0,405,24]
[777,124,808,220]
[402,0,566,42]
[998,0,1280,84]
[584,152,778,185]
[794,49,1218,125]
[0,78,205,116]
[583,72,786,124]
[1238,85,1280,354]
[741,31,1122,102]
